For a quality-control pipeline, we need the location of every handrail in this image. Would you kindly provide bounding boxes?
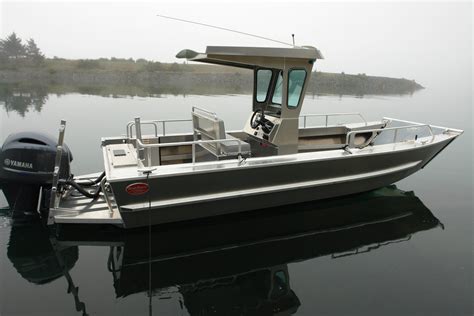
[136,137,245,166]
[126,119,192,138]
[300,112,368,128]
[383,117,465,134]
[192,106,218,120]
[345,123,435,148]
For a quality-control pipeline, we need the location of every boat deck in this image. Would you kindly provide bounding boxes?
[52,194,123,225]
[51,175,123,226]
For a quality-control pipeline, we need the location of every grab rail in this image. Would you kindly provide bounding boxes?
[192,106,218,120]
[383,117,464,134]
[345,123,435,148]
[126,119,192,138]
[300,112,368,128]
[136,138,246,166]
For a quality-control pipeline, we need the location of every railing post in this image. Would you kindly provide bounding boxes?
[162,121,166,136]
[427,125,435,143]
[325,115,329,127]
[192,143,196,164]
[360,114,368,126]
[147,148,152,167]
[126,122,131,138]
[304,116,307,128]
[134,117,143,161]
[393,129,398,143]
[100,177,114,214]
[134,117,142,140]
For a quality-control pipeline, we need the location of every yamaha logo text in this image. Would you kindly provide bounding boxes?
[4,158,33,169]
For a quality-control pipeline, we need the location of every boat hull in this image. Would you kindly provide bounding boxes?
[115,137,454,228]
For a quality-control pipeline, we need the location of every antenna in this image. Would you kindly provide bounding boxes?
[157,14,298,48]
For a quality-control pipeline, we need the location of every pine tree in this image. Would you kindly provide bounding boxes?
[26,38,44,65]
[0,33,26,59]
[0,46,7,67]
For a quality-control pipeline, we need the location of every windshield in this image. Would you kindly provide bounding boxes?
[287,69,306,108]
[271,71,283,107]
[256,69,272,102]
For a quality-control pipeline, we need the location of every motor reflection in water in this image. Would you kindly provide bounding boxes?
[5,185,442,316]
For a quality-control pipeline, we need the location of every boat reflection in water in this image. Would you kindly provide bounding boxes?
[6,185,442,315]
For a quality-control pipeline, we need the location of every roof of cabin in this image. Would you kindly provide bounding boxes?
[176,46,323,69]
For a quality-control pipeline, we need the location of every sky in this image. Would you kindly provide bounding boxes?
[0,1,472,86]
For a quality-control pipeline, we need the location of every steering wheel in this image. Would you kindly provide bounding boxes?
[250,109,264,129]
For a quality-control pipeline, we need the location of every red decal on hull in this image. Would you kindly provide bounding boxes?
[126,183,149,196]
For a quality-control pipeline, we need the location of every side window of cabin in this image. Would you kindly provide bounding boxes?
[271,71,283,106]
[287,69,307,108]
[256,69,272,102]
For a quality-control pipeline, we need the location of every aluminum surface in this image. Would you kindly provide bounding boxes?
[52,194,123,225]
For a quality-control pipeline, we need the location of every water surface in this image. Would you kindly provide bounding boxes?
[0,85,472,315]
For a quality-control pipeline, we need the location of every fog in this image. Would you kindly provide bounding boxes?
[1,1,472,87]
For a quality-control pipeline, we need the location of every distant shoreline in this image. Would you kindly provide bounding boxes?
[0,59,424,97]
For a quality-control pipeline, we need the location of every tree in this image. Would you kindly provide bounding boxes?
[25,38,44,65]
[0,49,7,68]
[0,32,26,59]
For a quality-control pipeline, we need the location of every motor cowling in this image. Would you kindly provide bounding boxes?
[0,132,73,217]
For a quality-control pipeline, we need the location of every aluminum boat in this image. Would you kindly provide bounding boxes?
[0,45,463,228]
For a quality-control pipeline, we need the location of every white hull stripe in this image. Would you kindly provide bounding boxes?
[122,160,422,211]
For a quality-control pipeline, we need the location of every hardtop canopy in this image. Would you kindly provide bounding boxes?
[176,46,323,69]
[176,45,325,154]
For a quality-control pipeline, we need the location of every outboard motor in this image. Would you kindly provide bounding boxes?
[0,132,72,219]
